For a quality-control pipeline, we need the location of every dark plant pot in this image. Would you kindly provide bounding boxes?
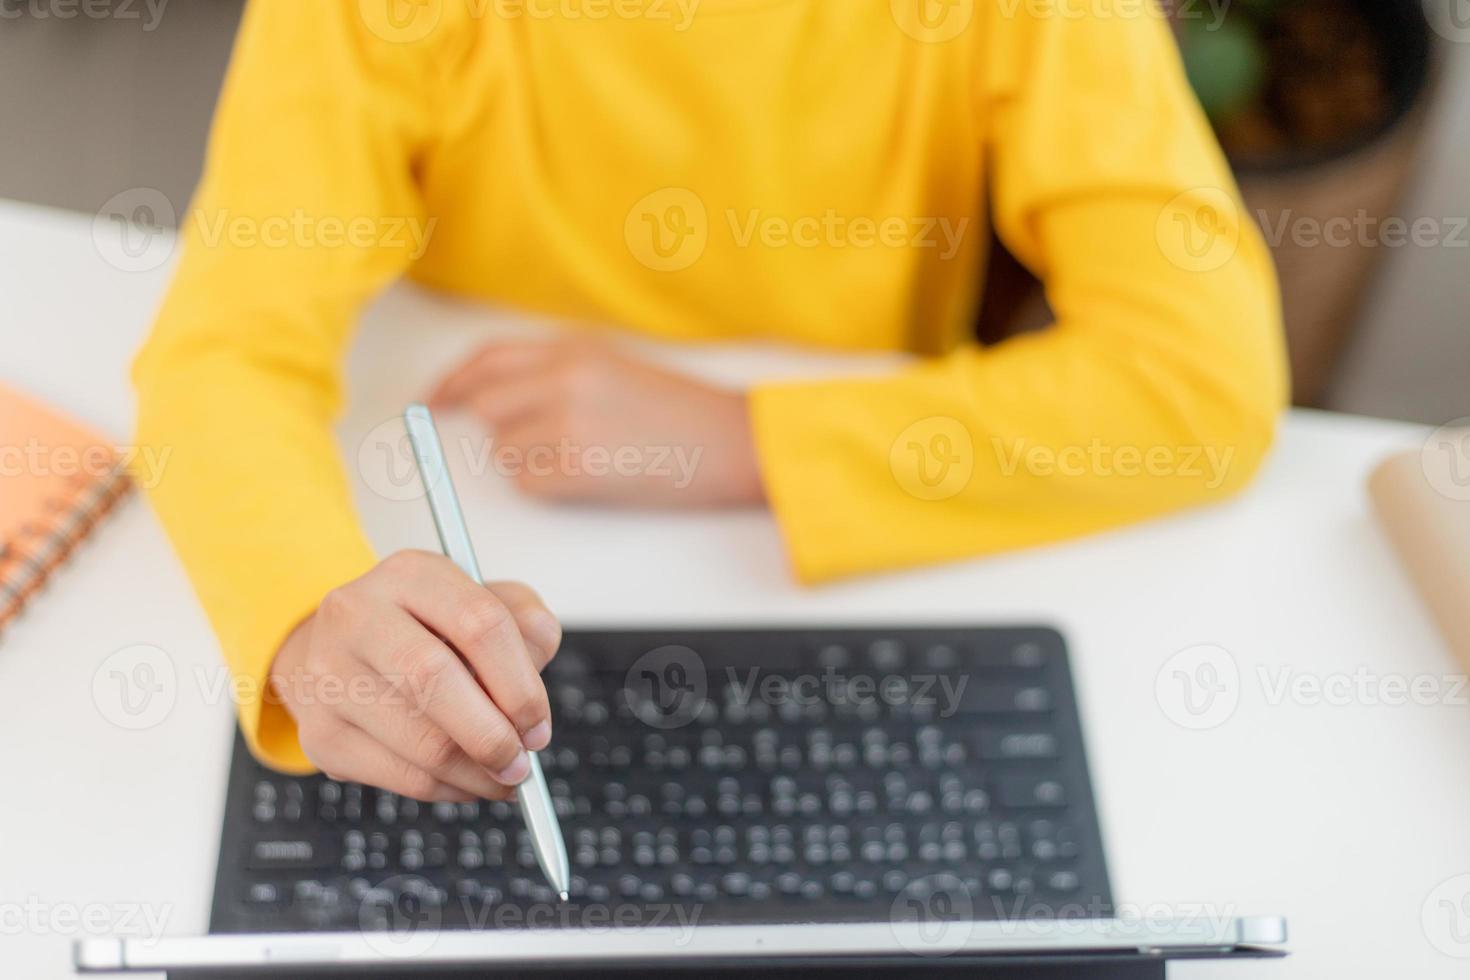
[1227,0,1438,405]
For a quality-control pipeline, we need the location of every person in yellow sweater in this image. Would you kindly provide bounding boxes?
[134,0,1286,800]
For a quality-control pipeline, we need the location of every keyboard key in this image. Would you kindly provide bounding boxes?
[978,731,1059,760]
[244,838,338,872]
[997,776,1068,809]
[954,685,1053,716]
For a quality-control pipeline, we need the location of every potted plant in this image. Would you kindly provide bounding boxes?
[1175,0,1438,405]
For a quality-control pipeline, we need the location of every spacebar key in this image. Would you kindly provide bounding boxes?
[244,837,339,871]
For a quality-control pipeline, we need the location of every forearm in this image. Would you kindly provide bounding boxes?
[130,0,442,768]
[751,197,1286,582]
[134,324,378,771]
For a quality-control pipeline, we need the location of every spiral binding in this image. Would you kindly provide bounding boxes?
[0,462,131,631]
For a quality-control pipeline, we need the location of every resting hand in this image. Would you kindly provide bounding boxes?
[428,337,765,507]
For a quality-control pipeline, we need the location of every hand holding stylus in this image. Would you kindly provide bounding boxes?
[269,551,562,802]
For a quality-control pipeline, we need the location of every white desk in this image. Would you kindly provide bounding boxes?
[3,198,1469,978]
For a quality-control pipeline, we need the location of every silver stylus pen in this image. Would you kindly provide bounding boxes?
[403,403,572,902]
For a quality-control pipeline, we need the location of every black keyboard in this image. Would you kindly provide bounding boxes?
[210,626,1111,933]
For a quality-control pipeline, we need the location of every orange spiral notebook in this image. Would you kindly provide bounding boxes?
[0,382,131,632]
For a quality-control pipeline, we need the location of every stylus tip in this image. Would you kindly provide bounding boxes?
[559,891,569,902]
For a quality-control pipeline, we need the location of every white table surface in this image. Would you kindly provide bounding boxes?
[3,198,1469,979]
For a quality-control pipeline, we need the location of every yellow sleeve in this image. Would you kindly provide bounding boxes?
[132,1,457,771]
[750,3,1288,583]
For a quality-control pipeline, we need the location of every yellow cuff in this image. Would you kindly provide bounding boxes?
[748,380,892,585]
[231,540,378,774]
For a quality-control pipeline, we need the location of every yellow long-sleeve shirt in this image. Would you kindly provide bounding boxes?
[134,0,1286,772]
